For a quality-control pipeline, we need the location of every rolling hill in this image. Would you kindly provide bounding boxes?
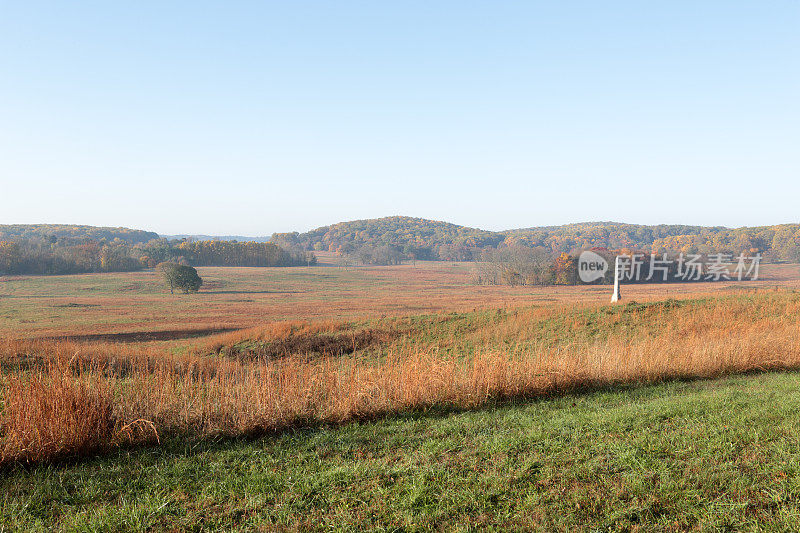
[5,218,800,262]
[273,216,800,261]
[0,224,158,244]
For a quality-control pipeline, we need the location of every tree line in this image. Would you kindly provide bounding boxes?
[0,237,313,276]
[138,240,315,268]
[474,247,761,286]
[5,219,800,276]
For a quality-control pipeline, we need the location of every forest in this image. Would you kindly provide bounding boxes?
[0,225,312,275]
[0,224,158,244]
[4,219,800,277]
[273,217,800,264]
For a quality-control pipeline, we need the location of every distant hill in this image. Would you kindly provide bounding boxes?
[5,218,800,265]
[271,216,505,260]
[505,221,716,235]
[160,234,272,243]
[500,222,729,251]
[0,224,158,244]
[273,217,800,262]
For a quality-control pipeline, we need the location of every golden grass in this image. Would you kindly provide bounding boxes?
[2,290,800,465]
[1,362,114,463]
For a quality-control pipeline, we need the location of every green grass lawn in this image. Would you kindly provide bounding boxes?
[4,371,800,531]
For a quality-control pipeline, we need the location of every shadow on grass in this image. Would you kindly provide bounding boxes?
[39,327,242,344]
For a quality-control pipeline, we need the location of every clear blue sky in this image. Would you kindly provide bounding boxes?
[1,2,798,235]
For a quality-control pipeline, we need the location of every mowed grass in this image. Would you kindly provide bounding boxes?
[1,259,798,339]
[4,372,800,531]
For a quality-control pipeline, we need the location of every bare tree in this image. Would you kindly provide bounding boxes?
[473,246,553,286]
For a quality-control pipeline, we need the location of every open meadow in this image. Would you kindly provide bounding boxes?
[3,260,800,529]
[2,254,798,340]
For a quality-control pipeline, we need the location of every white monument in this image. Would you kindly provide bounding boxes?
[611,255,621,303]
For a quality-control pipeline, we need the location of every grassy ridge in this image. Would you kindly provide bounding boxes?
[4,372,800,530]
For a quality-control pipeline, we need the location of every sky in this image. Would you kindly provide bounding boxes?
[1,1,798,236]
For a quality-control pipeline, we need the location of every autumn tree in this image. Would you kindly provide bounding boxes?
[0,241,21,274]
[158,262,202,294]
[553,252,577,285]
[174,265,202,293]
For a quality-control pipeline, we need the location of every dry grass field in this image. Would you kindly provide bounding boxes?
[4,260,800,529]
[1,253,798,341]
[2,281,800,465]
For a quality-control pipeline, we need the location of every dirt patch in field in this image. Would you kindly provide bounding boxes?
[41,327,241,344]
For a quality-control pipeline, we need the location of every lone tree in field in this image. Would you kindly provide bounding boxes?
[157,262,203,294]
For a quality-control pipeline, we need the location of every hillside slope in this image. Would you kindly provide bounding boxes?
[0,224,158,244]
[273,216,503,258]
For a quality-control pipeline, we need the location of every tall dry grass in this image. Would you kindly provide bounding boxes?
[1,361,114,463]
[2,291,799,465]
